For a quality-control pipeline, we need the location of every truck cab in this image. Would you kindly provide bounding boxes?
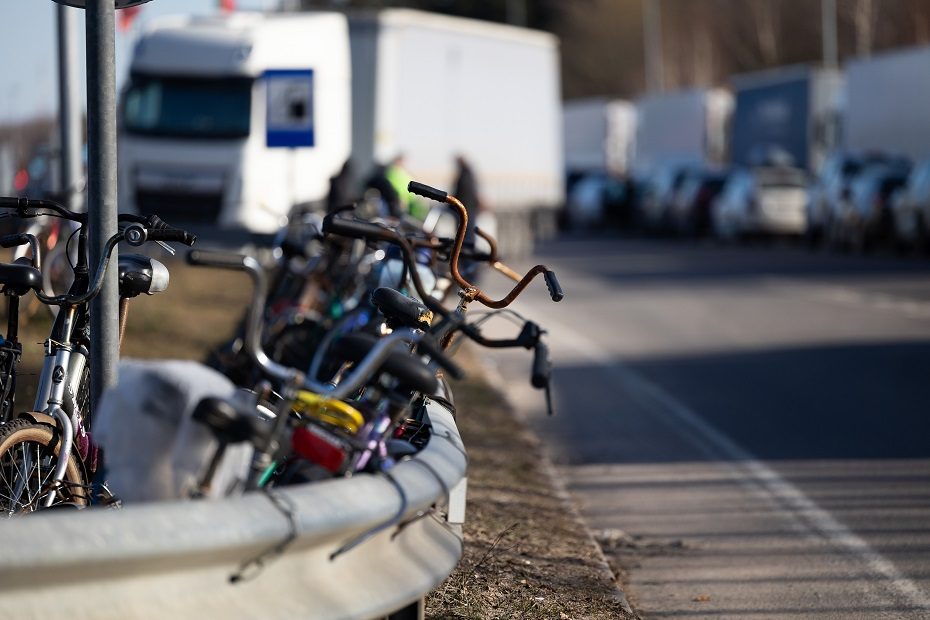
[118,12,351,236]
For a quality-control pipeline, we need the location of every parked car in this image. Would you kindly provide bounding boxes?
[807,153,865,246]
[890,158,930,251]
[810,152,909,247]
[562,172,633,230]
[670,168,729,237]
[712,166,809,240]
[831,162,910,252]
[637,162,698,234]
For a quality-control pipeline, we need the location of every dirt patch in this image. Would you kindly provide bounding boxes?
[427,350,639,620]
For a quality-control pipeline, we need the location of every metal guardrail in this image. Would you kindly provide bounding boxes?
[0,401,467,620]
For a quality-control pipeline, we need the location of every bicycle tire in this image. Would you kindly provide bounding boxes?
[0,419,88,515]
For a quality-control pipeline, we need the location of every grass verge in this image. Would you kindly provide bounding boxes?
[428,348,638,620]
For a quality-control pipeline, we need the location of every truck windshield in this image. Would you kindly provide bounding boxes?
[122,74,252,139]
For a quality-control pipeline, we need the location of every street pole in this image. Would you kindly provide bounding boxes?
[822,0,838,68]
[85,0,119,406]
[56,3,84,212]
[643,0,664,92]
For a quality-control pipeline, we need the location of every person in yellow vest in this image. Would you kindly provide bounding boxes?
[385,154,428,220]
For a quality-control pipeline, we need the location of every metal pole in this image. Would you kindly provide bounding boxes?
[822,0,838,68]
[57,3,84,212]
[643,0,664,92]
[85,0,119,406]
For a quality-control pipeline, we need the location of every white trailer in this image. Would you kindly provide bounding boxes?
[845,46,930,161]
[119,9,563,250]
[633,88,732,174]
[562,97,635,177]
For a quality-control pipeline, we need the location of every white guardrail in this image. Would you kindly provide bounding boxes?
[0,401,467,620]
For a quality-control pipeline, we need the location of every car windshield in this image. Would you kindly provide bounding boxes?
[122,74,252,139]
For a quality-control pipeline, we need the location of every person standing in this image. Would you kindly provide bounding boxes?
[453,154,482,242]
[385,154,429,220]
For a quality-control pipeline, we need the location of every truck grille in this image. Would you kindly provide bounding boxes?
[135,190,223,224]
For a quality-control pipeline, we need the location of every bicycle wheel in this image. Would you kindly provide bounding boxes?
[0,419,88,516]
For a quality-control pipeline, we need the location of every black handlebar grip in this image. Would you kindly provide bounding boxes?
[0,233,30,249]
[322,215,397,243]
[544,270,564,302]
[531,341,551,389]
[407,181,448,203]
[186,249,248,270]
[0,197,26,209]
[416,336,465,380]
[148,228,197,246]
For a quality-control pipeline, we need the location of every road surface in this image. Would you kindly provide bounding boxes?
[484,236,930,619]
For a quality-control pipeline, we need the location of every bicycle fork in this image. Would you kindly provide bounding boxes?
[34,308,79,508]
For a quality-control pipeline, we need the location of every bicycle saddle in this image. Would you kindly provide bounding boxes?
[330,332,439,396]
[0,257,42,297]
[192,397,265,445]
[370,287,432,330]
[118,254,169,298]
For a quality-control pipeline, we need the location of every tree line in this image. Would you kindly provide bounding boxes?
[301,0,930,99]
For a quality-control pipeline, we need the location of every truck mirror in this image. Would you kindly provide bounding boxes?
[52,0,153,8]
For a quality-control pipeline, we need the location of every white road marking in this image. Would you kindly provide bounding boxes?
[544,317,930,612]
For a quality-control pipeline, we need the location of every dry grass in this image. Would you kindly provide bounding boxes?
[428,349,639,620]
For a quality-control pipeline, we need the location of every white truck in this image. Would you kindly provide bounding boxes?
[562,97,635,178]
[633,88,732,174]
[845,46,930,161]
[118,9,563,251]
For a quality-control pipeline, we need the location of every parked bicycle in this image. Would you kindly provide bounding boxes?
[183,180,562,500]
[0,196,195,514]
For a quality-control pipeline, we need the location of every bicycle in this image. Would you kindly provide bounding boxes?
[184,179,560,494]
[0,195,195,514]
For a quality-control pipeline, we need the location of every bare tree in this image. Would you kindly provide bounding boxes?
[748,0,781,65]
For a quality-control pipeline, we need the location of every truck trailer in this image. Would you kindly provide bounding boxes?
[118,9,563,252]
[633,88,732,174]
[845,45,930,161]
[729,65,842,172]
[562,97,635,178]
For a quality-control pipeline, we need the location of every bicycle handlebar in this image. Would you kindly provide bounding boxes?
[0,196,197,247]
[0,196,87,223]
[406,180,563,307]
[186,249,457,397]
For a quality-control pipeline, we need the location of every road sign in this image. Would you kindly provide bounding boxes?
[264,69,315,148]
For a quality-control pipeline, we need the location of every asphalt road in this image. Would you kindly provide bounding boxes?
[482,235,930,619]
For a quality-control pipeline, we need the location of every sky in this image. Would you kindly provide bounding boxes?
[0,0,276,124]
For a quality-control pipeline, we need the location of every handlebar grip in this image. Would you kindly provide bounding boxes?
[531,341,551,389]
[0,233,30,249]
[407,181,447,203]
[0,197,26,209]
[186,249,248,270]
[544,270,564,302]
[322,214,397,243]
[148,228,197,246]
[416,336,465,380]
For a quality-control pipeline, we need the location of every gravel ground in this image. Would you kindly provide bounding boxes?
[427,350,639,619]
